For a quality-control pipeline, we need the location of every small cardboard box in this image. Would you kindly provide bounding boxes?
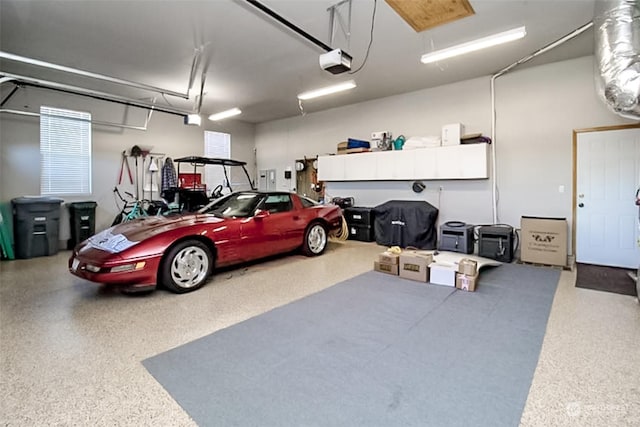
[520,216,568,266]
[457,258,478,276]
[456,272,479,292]
[374,261,399,275]
[337,141,348,155]
[429,263,457,287]
[399,252,432,282]
[378,252,400,265]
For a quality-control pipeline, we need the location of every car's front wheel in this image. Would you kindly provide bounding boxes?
[161,240,213,293]
[302,222,327,256]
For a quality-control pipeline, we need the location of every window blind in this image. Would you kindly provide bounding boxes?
[204,131,231,192]
[40,106,92,195]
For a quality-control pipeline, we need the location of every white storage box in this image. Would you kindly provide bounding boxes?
[442,123,465,146]
[429,263,457,287]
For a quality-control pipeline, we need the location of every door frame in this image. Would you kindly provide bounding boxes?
[572,123,640,261]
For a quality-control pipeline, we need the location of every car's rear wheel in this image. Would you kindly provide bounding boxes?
[302,222,327,256]
[161,240,213,293]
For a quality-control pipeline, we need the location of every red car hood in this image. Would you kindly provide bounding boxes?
[115,214,223,240]
[82,214,224,254]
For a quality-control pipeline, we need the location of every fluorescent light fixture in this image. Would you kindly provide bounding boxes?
[421,26,527,64]
[297,80,356,100]
[208,108,242,121]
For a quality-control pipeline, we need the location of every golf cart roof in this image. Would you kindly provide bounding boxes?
[174,156,247,167]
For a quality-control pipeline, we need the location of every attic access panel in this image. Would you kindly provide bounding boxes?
[385,0,475,32]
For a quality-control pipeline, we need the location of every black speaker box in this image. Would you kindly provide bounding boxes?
[478,225,514,263]
[439,222,475,254]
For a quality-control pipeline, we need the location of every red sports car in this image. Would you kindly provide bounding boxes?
[69,191,343,293]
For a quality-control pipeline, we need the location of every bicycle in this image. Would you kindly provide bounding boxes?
[112,187,152,226]
[112,187,182,226]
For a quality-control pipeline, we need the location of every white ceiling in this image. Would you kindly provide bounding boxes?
[0,0,596,124]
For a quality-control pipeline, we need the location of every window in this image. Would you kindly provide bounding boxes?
[204,131,230,193]
[299,196,318,208]
[261,194,292,214]
[40,106,92,195]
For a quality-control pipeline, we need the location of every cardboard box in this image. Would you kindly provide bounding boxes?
[374,261,399,275]
[457,258,478,276]
[429,263,457,287]
[399,252,432,282]
[456,272,479,292]
[378,252,400,265]
[442,123,465,146]
[520,216,568,266]
[337,141,348,155]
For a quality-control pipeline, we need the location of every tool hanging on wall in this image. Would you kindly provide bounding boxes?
[141,152,147,200]
[118,151,134,185]
[148,156,159,200]
[130,145,142,199]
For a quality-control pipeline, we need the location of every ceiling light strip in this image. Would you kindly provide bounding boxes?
[421,26,527,64]
[297,81,356,100]
[208,108,242,121]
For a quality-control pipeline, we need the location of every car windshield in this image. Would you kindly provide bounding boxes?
[198,192,265,218]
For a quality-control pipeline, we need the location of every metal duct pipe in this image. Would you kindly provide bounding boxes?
[0,51,190,100]
[595,0,640,119]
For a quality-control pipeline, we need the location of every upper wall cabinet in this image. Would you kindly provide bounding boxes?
[317,143,490,181]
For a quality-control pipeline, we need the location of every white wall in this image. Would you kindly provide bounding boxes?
[2,56,636,256]
[0,87,255,243]
[255,56,636,254]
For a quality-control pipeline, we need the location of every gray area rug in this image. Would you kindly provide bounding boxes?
[143,264,560,427]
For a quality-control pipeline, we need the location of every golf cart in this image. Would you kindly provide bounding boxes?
[164,156,256,212]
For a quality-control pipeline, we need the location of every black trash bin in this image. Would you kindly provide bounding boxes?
[68,201,97,248]
[11,197,64,259]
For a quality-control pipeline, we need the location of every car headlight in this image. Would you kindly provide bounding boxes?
[85,264,101,273]
[110,262,146,273]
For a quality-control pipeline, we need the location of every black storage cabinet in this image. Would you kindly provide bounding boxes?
[12,197,63,259]
[344,207,375,242]
[68,201,97,248]
[373,200,439,249]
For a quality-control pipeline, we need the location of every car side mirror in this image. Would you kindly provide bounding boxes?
[254,209,270,220]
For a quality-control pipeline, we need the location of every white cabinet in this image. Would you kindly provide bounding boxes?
[318,143,489,181]
[317,155,345,181]
[343,152,377,180]
[376,149,416,179]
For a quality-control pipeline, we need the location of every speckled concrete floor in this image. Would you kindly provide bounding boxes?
[1,241,638,426]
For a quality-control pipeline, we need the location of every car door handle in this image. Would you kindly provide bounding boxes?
[293,215,300,220]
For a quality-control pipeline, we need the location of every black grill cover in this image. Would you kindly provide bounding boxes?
[373,200,439,249]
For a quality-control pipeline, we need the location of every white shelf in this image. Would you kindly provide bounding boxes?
[317,143,489,181]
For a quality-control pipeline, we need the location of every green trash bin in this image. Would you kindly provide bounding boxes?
[68,201,97,248]
[11,197,63,259]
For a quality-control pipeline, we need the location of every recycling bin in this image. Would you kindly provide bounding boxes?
[11,197,63,259]
[68,201,97,248]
